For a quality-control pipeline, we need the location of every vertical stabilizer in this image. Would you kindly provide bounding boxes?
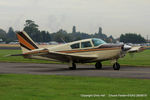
[16,31,39,53]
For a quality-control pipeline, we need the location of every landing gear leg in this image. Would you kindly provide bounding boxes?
[95,62,102,69]
[69,62,76,70]
[113,62,120,70]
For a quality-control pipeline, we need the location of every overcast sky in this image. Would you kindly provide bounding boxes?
[0,0,150,38]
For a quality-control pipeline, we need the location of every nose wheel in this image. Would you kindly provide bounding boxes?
[95,62,102,69]
[113,62,120,70]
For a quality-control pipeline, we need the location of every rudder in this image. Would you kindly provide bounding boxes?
[16,31,39,53]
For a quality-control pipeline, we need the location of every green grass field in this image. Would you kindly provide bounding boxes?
[0,49,150,66]
[0,50,150,100]
[0,74,149,100]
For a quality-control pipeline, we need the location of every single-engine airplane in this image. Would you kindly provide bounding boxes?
[10,31,145,70]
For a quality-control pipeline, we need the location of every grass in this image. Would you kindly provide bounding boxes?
[0,50,150,100]
[0,49,150,66]
[0,74,149,100]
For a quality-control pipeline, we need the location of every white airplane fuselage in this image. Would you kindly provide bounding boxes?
[26,39,123,63]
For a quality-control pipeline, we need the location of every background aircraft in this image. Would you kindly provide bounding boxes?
[10,31,145,70]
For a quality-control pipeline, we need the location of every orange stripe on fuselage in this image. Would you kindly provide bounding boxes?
[58,47,121,53]
[17,34,35,50]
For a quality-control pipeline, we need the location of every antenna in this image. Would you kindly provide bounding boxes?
[61,38,66,44]
[147,35,149,43]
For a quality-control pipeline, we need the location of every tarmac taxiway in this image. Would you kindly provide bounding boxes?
[0,63,150,79]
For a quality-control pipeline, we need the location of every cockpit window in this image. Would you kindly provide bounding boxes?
[81,41,92,48]
[71,43,80,49]
[92,38,106,46]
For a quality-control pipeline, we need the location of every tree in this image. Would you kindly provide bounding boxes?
[24,20,39,29]
[7,27,16,41]
[51,29,71,43]
[0,29,7,42]
[24,20,40,42]
[120,33,146,43]
[24,20,39,39]
[23,20,52,42]
[40,31,51,42]
[92,27,107,41]
[72,26,76,33]
[98,27,102,34]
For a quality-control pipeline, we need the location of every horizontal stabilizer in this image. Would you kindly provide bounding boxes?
[4,54,23,57]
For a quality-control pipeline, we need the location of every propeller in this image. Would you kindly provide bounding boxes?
[122,44,132,51]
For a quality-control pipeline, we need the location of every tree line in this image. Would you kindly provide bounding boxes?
[0,20,146,44]
[120,33,146,43]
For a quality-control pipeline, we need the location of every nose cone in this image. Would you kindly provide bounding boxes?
[123,44,132,51]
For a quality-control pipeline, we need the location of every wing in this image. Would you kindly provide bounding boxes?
[24,49,98,63]
[44,52,97,63]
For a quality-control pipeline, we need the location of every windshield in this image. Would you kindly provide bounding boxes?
[92,38,106,46]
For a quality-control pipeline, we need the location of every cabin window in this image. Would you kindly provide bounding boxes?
[71,43,80,49]
[81,41,92,48]
[92,38,106,46]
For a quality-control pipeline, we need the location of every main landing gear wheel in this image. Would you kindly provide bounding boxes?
[69,63,76,70]
[95,62,102,69]
[113,62,120,70]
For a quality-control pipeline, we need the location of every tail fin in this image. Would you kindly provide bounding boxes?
[16,31,39,53]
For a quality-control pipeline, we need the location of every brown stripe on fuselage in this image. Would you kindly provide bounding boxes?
[17,34,36,50]
[58,47,121,53]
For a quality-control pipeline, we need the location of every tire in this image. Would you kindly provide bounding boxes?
[69,63,76,70]
[113,62,120,70]
[95,62,102,69]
